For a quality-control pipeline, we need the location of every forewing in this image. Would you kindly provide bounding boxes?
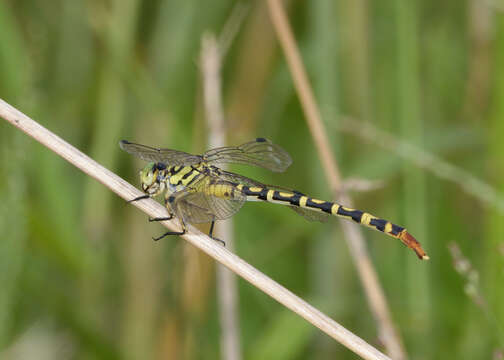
[216,169,309,195]
[212,169,266,187]
[202,138,292,172]
[119,140,202,166]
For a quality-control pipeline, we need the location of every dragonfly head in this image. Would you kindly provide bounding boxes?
[139,162,165,196]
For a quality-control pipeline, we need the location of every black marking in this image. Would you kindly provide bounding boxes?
[306,198,333,214]
[272,191,301,206]
[209,165,222,175]
[370,218,387,232]
[337,207,364,223]
[390,224,404,236]
[185,173,201,187]
[155,162,166,170]
[256,137,267,142]
[168,195,175,203]
[241,186,271,201]
[258,188,269,200]
[170,166,182,175]
[182,168,195,180]
[241,186,258,195]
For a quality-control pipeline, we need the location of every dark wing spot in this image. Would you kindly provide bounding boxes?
[256,137,267,142]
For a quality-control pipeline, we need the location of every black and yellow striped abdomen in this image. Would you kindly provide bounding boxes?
[236,184,428,260]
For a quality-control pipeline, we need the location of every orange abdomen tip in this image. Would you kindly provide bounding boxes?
[399,230,429,260]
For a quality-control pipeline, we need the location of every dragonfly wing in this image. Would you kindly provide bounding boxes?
[176,191,246,224]
[119,140,202,166]
[212,169,266,187]
[173,176,247,224]
[288,206,330,222]
[202,138,292,172]
[214,169,328,222]
[216,169,307,194]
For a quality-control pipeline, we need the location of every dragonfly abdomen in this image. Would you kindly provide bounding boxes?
[237,184,428,260]
[203,182,237,199]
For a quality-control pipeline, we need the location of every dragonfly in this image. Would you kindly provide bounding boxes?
[120,138,428,260]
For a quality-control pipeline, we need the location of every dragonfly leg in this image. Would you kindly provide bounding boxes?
[208,220,226,246]
[149,214,174,222]
[153,216,186,241]
[128,194,150,203]
[152,230,185,241]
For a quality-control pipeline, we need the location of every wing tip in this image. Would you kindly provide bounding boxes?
[119,139,131,150]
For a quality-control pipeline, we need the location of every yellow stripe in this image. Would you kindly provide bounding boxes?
[267,190,275,201]
[384,222,393,234]
[169,166,193,185]
[299,196,308,207]
[279,191,294,197]
[331,204,340,215]
[206,183,234,198]
[360,212,375,226]
[309,198,325,204]
[182,170,199,186]
[249,186,263,192]
[236,184,244,191]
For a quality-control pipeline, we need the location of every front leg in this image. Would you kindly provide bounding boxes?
[158,190,226,246]
[151,191,189,241]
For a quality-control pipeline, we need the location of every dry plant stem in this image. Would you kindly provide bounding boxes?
[0,100,393,360]
[266,1,407,359]
[201,33,242,360]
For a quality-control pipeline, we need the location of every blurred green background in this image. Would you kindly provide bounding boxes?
[1,0,503,359]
